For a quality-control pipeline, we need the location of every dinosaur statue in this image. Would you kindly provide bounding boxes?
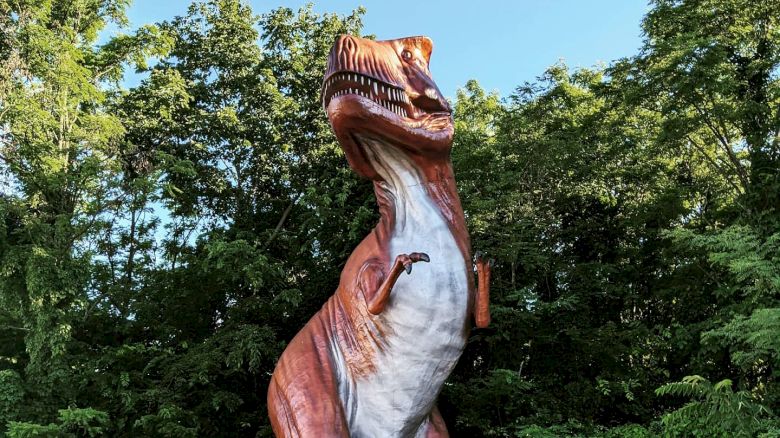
[267,34,492,438]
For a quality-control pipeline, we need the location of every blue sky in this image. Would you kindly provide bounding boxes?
[119,0,650,99]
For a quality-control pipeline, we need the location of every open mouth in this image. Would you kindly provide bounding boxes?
[322,71,412,118]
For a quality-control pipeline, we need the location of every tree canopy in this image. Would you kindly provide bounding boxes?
[1,0,779,436]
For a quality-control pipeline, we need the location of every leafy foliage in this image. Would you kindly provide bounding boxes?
[1,0,779,436]
[656,375,773,437]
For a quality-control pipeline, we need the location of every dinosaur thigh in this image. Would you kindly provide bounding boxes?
[267,312,350,438]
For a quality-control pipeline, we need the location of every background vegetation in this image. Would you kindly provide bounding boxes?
[1,0,779,436]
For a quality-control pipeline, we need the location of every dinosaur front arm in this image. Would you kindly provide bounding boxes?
[367,252,430,315]
[474,252,492,328]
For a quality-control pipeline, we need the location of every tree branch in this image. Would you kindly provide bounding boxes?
[0,325,29,332]
[690,101,749,189]
[263,194,301,250]
[685,134,745,196]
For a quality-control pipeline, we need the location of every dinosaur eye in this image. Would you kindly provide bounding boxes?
[401,50,412,61]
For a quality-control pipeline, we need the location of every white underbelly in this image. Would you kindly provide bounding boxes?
[347,221,469,437]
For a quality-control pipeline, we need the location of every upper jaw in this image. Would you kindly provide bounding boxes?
[322,70,451,121]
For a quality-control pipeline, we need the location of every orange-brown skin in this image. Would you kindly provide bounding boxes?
[267,35,492,437]
[475,252,493,328]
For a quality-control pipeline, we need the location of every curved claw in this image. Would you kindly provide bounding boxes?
[474,250,483,261]
[488,258,495,268]
[405,263,412,274]
[419,253,430,263]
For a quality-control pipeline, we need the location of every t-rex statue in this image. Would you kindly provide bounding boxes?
[267,34,492,438]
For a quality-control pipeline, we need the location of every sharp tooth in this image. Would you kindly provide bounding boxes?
[402,108,407,117]
[360,76,364,85]
[373,82,378,95]
[381,85,386,94]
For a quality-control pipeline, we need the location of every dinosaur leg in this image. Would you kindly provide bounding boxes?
[367,252,430,315]
[420,405,450,438]
[267,368,350,438]
[474,251,493,328]
[267,322,350,438]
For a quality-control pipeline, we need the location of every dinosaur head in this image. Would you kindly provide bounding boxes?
[323,35,453,179]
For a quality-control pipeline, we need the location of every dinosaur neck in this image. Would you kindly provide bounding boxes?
[360,137,472,269]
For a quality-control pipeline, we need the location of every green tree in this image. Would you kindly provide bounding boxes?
[0,0,166,426]
[618,1,780,434]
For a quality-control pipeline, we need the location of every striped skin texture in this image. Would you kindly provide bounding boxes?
[268,35,490,438]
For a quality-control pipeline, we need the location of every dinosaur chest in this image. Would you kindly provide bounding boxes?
[385,185,470,331]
